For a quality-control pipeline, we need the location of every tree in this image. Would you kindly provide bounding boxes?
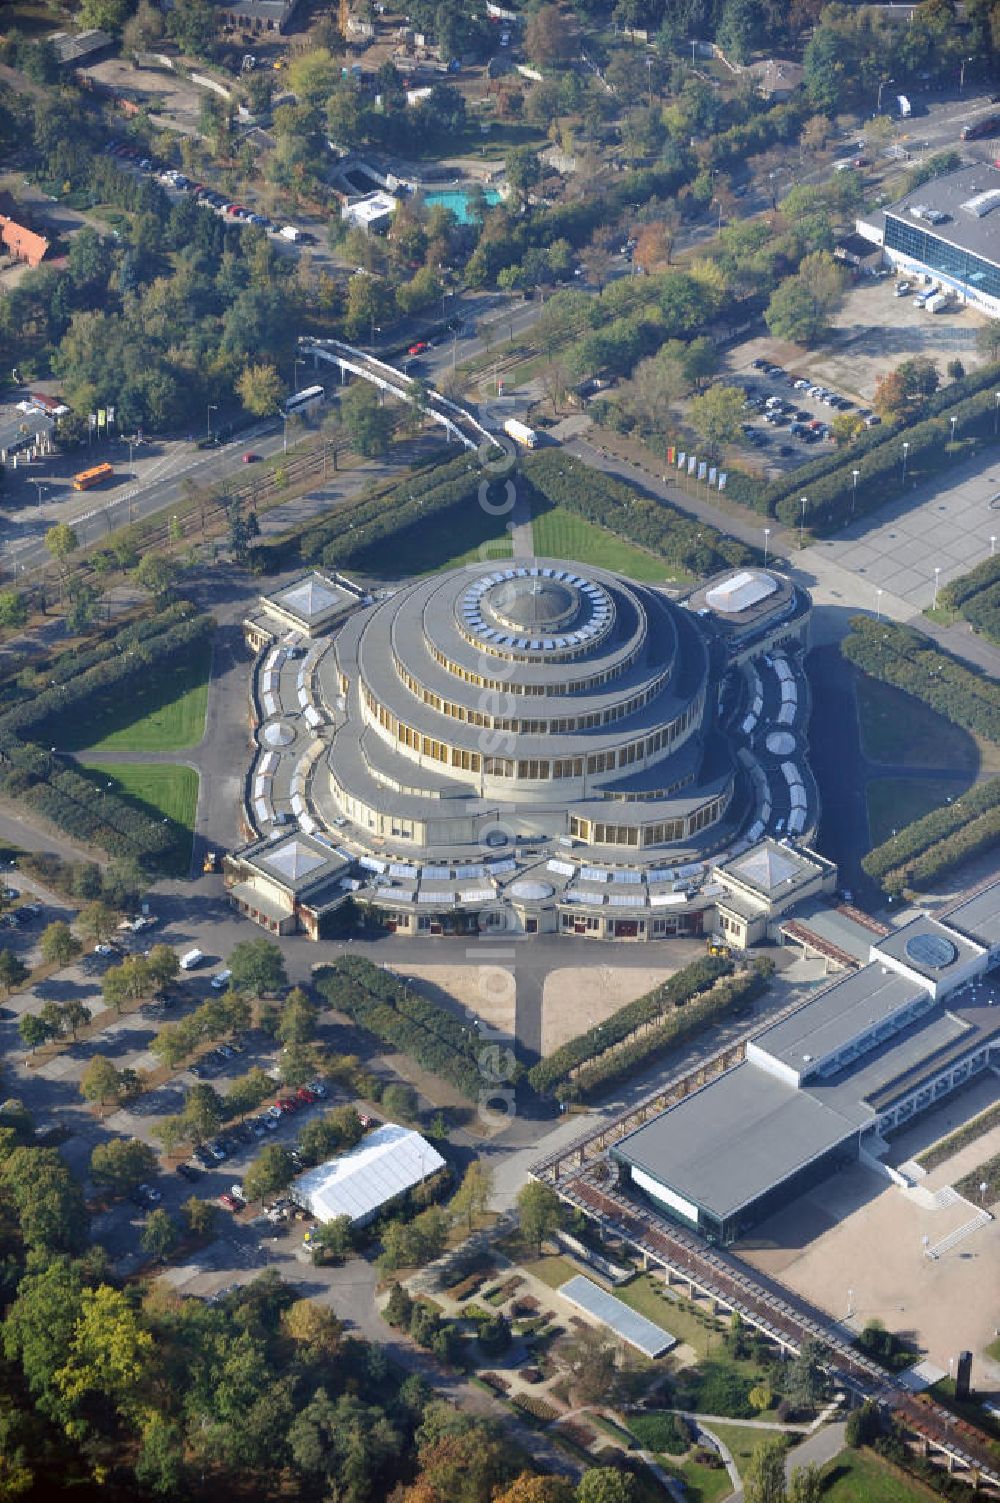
[339,382,394,457]
[54,1284,153,1415]
[75,901,117,946]
[576,1470,636,1503]
[743,1436,787,1503]
[44,523,78,575]
[873,369,908,419]
[749,1383,773,1412]
[309,1216,354,1264]
[946,358,965,381]
[525,3,573,64]
[976,318,1000,362]
[450,1160,493,1230]
[243,1143,294,1205]
[788,1464,822,1503]
[122,0,164,51]
[786,1339,828,1413]
[183,1083,223,1146]
[558,1323,620,1404]
[284,1298,343,1354]
[80,1055,125,1113]
[146,944,179,993]
[505,146,542,203]
[0,591,27,628]
[236,362,284,417]
[845,1399,881,1448]
[39,1001,66,1040]
[39,921,82,968]
[897,355,939,400]
[633,222,671,275]
[182,1195,218,1238]
[276,987,317,1046]
[141,1208,179,1263]
[517,1180,563,1251]
[90,1137,158,1195]
[134,554,180,602]
[18,1013,49,1053]
[286,47,340,107]
[229,938,287,997]
[0,948,29,999]
[382,1082,418,1122]
[62,999,92,1040]
[165,0,215,55]
[78,0,132,30]
[494,1477,575,1503]
[225,1067,273,1122]
[766,253,845,344]
[688,385,746,455]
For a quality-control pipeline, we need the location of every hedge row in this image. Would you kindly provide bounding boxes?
[0,740,178,863]
[765,360,1000,527]
[862,774,1000,881]
[527,954,732,1095]
[938,556,1000,646]
[0,610,213,740]
[523,450,752,577]
[273,452,483,574]
[561,967,770,1104]
[0,607,212,866]
[881,804,1000,896]
[314,955,514,1101]
[841,616,1000,744]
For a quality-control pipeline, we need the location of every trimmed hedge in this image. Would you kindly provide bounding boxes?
[527,954,732,1095]
[523,450,752,577]
[314,954,520,1101]
[0,606,212,867]
[842,616,1000,743]
[889,805,1000,896]
[559,967,769,1104]
[939,555,1000,645]
[862,775,1000,882]
[764,362,1000,533]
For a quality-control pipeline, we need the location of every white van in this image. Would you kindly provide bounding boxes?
[211,969,232,991]
[179,948,205,971]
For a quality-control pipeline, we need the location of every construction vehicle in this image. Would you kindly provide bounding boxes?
[203,850,220,873]
[706,937,730,957]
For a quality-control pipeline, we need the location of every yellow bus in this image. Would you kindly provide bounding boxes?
[72,462,114,491]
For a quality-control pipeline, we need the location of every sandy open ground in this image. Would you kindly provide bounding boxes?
[401,962,517,1042]
[738,1079,1000,1385]
[541,966,679,1053]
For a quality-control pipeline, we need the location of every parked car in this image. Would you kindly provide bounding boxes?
[176,1163,200,1182]
[131,1182,162,1207]
[219,1193,241,1212]
[206,1141,227,1161]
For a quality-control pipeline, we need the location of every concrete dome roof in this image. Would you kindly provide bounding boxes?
[486,576,580,630]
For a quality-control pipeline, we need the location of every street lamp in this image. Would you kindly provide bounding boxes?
[30,478,45,510]
[901,440,909,481]
[994,391,1000,437]
[950,415,957,448]
[876,76,894,114]
[876,587,883,621]
[293,357,304,394]
[799,496,807,549]
[846,1288,854,1319]
[763,526,771,568]
[960,56,973,92]
[851,468,860,516]
[992,536,997,557]
[933,565,941,609]
[206,403,218,441]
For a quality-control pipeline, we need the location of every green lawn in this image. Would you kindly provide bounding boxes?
[53,640,212,754]
[866,777,972,846]
[655,1454,734,1503]
[520,1254,581,1290]
[616,1275,737,1366]
[531,505,690,585]
[81,762,198,878]
[818,1447,939,1501]
[390,507,512,576]
[854,675,978,771]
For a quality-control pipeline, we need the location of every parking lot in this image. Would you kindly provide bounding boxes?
[721,274,989,476]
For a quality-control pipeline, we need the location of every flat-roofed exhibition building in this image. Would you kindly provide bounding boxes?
[229,560,815,940]
[612,897,1000,1242]
[856,163,1000,316]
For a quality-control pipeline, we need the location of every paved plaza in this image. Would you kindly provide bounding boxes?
[806,451,1000,613]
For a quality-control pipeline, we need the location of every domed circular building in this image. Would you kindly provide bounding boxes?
[233,558,815,942]
[322,559,736,851]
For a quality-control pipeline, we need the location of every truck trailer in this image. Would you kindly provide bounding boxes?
[503,417,538,448]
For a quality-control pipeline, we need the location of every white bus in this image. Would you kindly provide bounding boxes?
[284,384,325,418]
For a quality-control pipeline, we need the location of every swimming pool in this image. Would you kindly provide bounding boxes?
[423,188,502,224]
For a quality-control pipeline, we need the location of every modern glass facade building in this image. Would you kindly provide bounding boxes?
[866,165,1000,316]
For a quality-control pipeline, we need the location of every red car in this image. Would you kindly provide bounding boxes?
[242,452,260,464]
[296,1086,317,1103]
[407,341,429,356]
[276,1097,297,1114]
[219,1193,240,1211]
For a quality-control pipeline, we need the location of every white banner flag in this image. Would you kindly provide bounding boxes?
[677,451,686,469]
[698,461,707,480]
[708,466,717,486]
[687,455,696,475]
[718,472,727,491]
